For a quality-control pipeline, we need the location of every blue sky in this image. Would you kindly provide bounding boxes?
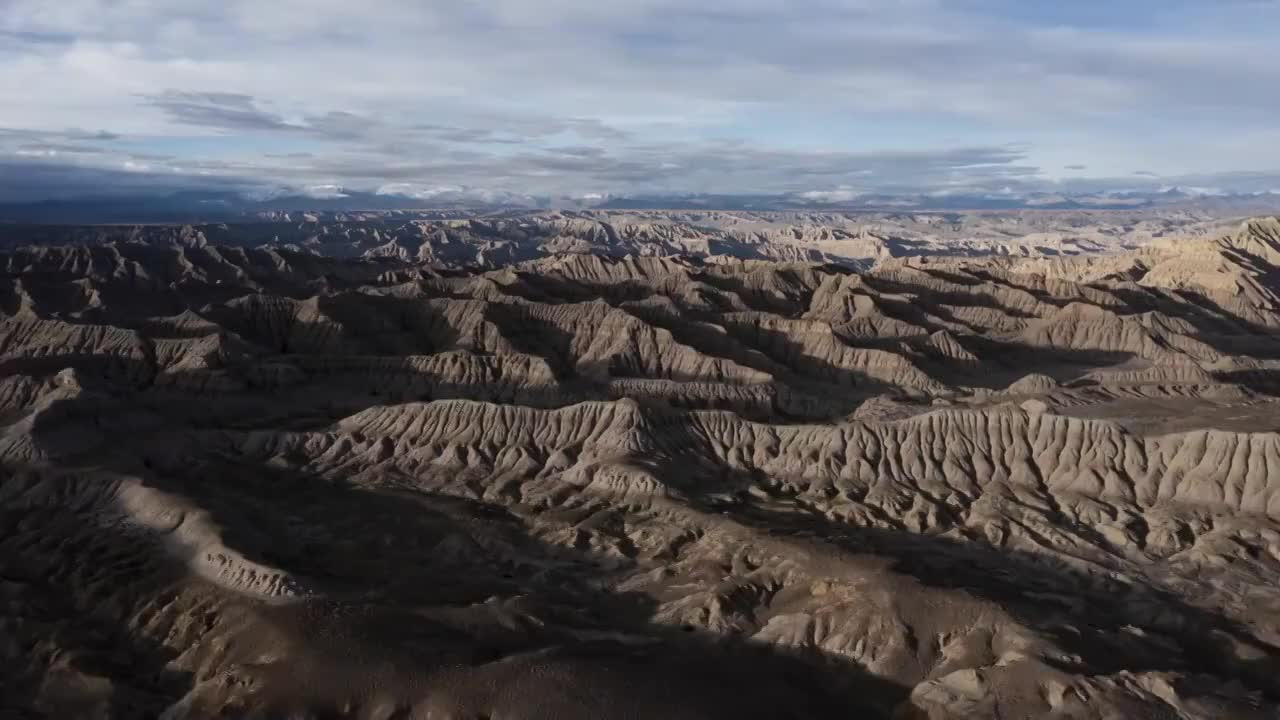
[1,0,1279,201]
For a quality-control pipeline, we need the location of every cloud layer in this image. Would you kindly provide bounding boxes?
[2,1,1280,201]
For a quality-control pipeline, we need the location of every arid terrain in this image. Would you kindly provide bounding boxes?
[3,210,1280,718]
[0,207,1241,268]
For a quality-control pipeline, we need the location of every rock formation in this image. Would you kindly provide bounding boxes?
[3,214,1280,719]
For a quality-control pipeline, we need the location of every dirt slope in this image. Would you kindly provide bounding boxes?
[3,216,1280,718]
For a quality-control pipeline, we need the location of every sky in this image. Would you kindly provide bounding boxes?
[2,0,1280,202]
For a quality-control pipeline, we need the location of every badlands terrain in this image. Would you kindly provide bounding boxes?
[0,207,1241,268]
[3,210,1280,718]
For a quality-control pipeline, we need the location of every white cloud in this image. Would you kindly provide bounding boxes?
[375,184,463,199]
[300,184,348,199]
[0,1,1279,199]
[798,189,862,203]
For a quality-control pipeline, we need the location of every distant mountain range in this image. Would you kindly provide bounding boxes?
[2,186,1278,224]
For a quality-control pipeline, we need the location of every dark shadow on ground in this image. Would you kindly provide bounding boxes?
[0,472,196,719]
[695,492,1280,704]
[4,379,910,718]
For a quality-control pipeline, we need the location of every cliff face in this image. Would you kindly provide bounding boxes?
[3,217,1280,719]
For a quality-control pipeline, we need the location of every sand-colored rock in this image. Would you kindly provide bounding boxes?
[4,213,1280,719]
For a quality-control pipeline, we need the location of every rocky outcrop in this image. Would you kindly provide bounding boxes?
[4,216,1280,720]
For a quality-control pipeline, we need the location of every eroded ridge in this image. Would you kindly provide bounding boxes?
[3,216,1280,718]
